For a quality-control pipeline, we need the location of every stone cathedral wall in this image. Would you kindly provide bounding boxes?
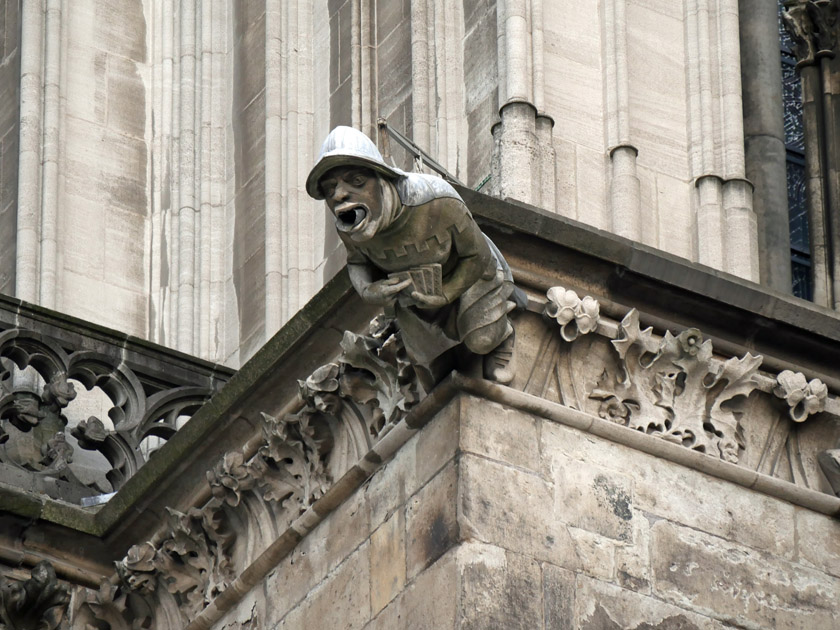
[2,0,773,367]
[213,395,840,630]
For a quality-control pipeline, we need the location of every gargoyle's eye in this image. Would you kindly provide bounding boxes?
[321,183,336,198]
[351,175,367,186]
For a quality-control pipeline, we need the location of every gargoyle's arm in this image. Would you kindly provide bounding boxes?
[441,210,493,302]
[348,259,411,305]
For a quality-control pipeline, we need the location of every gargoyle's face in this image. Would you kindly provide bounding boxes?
[320,166,387,242]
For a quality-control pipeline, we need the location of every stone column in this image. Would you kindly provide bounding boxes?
[739,0,792,293]
[686,0,758,281]
[15,0,45,304]
[783,0,840,309]
[493,0,555,208]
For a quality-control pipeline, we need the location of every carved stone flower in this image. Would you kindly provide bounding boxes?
[576,296,600,335]
[677,329,703,356]
[774,370,828,422]
[207,451,254,507]
[598,397,630,424]
[545,287,601,342]
[299,363,341,414]
[545,287,579,326]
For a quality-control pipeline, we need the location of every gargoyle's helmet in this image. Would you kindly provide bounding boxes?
[306,126,404,200]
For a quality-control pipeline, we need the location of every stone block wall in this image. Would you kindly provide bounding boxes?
[212,393,840,629]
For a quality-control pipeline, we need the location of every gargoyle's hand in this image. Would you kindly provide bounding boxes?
[361,277,413,305]
[409,291,448,309]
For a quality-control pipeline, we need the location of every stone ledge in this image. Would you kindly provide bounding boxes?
[460,186,840,384]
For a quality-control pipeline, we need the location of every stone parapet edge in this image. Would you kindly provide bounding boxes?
[0,292,236,384]
[184,372,840,630]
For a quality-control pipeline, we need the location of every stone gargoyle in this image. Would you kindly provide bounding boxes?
[306,126,525,386]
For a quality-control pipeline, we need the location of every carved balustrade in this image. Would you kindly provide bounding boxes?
[0,295,233,503]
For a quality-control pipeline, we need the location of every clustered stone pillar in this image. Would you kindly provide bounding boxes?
[492,0,556,209]
[783,0,840,309]
[739,0,793,293]
[686,0,759,281]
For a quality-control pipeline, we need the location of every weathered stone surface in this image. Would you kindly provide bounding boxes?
[541,420,797,558]
[369,510,405,615]
[552,452,635,542]
[577,575,729,630]
[265,488,369,620]
[366,549,457,630]
[365,429,416,533]
[543,563,576,628]
[274,543,371,629]
[458,542,543,630]
[567,526,616,582]
[650,520,840,629]
[460,396,540,473]
[413,399,460,488]
[795,506,840,579]
[459,453,580,569]
[406,460,459,580]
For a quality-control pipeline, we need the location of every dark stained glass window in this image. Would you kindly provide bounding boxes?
[779,0,812,300]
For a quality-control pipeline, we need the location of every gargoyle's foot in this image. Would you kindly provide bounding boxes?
[818,449,840,496]
[483,330,516,385]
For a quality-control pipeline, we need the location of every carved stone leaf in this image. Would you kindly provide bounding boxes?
[117,544,158,595]
[706,354,762,460]
[0,561,71,630]
[339,330,403,424]
[592,309,762,463]
[207,451,254,507]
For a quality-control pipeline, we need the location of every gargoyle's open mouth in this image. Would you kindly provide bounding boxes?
[336,205,367,230]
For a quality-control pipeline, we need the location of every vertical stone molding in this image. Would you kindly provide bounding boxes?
[686,0,757,280]
[492,0,554,207]
[604,0,641,241]
[409,0,467,179]
[16,0,64,307]
[739,0,793,293]
[609,145,641,240]
[351,0,377,138]
[783,0,840,308]
[265,0,319,337]
[148,0,230,360]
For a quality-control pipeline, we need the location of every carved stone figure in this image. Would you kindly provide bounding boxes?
[306,126,522,384]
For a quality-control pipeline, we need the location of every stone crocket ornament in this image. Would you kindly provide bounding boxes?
[306,126,521,384]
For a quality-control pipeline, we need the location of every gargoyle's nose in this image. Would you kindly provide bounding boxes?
[331,182,350,203]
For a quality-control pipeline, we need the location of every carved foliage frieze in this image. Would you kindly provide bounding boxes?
[104,316,421,627]
[589,309,762,463]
